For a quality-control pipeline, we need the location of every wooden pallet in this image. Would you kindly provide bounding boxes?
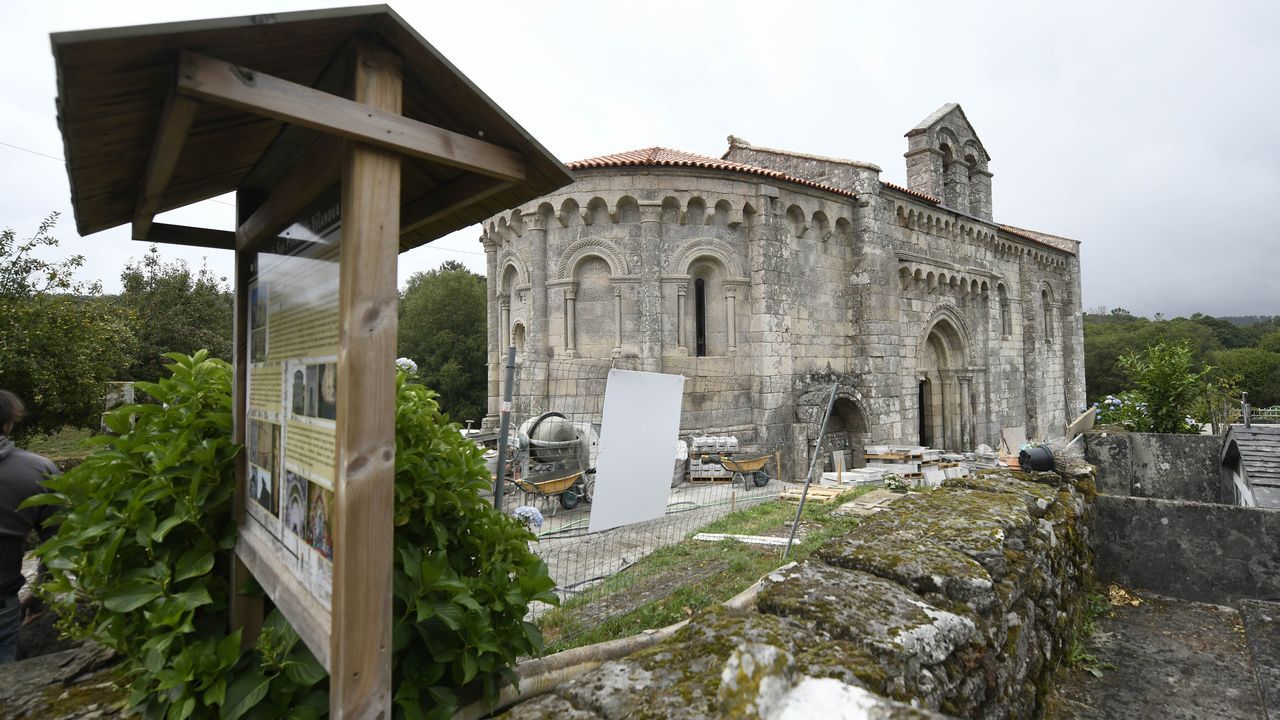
[780,485,851,504]
[689,476,734,483]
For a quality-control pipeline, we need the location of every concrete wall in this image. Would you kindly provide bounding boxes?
[1094,495,1280,606]
[1083,432,1222,502]
[506,467,1098,719]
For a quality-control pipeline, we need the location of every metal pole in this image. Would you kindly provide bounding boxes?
[784,383,838,560]
[493,346,516,510]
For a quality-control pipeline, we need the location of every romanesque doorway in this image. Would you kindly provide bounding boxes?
[918,317,968,451]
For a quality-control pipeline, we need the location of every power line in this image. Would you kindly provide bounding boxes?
[418,244,484,257]
[0,140,64,162]
[0,140,493,228]
[2,138,238,208]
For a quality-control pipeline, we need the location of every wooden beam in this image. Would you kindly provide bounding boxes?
[235,135,342,252]
[176,50,527,183]
[132,92,199,240]
[240,38,355,195]
[142,222,236,250]
[331,42,400,719]
[400,174,512,237]
[230,189,266,653]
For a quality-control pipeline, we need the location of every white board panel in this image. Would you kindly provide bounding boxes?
[588,369,685,533]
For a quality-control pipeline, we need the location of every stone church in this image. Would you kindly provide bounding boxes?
[480,104,1085,475]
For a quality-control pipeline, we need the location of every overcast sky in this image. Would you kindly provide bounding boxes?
[3,1,1277,318]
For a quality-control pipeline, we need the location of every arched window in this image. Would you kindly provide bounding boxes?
[940,143,957,207]
[512,322,526,355]
[997,285,1011,336]
[694,277,707,357]
[1042,287,1054,342]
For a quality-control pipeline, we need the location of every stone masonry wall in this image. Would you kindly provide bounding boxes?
[504,467,1096,719]
[1094,495,1280,606]
[1083,431,1222,502]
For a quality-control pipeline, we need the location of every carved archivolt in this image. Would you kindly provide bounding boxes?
[498,251,529,289]
[919,304,973,368]
[556,237,629,280]
[668,237,747,279]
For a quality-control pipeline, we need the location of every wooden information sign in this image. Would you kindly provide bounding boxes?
[51,9,573,717]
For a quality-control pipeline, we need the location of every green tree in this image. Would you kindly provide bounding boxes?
[117,245,233,382]
[398,260,488,425]
[1116,342,1209,433]
[1258,330,1280,355]
[1212,347,1280,407]
[1190,312,1255,349]
[0,213,134,436]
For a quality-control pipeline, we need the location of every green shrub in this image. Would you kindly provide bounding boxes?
[28,353,555,719]
[1126,343,1206,432]
[1095,342,1208,433]
[29,351,250,718]
[390,373,557,718]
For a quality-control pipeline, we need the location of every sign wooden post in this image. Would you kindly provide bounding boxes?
[330,42,402,717]
[231,189,266,649]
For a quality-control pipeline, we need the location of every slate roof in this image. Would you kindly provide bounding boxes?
[567,147,857,199]
[1223,424,1280,509]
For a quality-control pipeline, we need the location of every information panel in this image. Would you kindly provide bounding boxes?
[240,198,340,628]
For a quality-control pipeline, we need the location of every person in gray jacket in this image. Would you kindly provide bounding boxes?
[0,390,59,664]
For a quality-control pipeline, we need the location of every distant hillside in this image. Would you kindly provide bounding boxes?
[1220,315,1276,327]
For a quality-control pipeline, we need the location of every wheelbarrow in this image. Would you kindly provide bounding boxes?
[719,455,772,488]
[512,469,590,513]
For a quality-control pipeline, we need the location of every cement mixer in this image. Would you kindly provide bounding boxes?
[513,412,599,510]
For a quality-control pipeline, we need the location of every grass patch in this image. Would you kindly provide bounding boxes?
[1067,591,1117,678]
[23,426,96,462]
[536,485,873,653]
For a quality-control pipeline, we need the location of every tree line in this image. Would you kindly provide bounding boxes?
[0,215,487,438]
[1085,308,1280,409]
[1,215,232,437]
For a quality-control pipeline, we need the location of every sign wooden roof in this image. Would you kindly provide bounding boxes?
[51,5,573,250]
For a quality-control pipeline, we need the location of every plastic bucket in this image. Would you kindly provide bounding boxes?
[1018,445,1055,472]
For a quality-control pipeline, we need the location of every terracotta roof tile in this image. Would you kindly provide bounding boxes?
[997,224,1079,254]
[880,181,940,204]
[567,147,857,199]
[566,148,1078,257]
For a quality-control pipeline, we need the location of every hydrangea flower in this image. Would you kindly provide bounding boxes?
[395,357,418,374]
[513,505,544,530]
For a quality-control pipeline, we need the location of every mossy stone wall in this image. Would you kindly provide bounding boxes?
[503,467,1096,719]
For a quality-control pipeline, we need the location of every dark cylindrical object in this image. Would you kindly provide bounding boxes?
[1019,445,1055,472]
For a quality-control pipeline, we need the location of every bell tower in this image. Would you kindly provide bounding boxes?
[904,103,992,221]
